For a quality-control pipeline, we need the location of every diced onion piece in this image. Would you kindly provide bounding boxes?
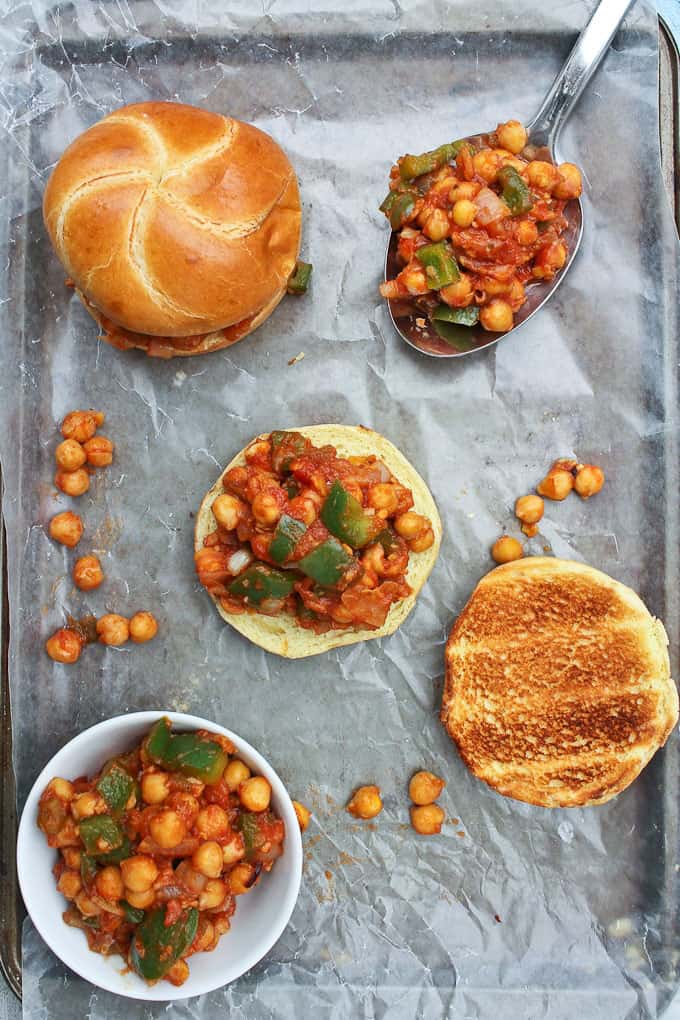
[227,549,253,576]
[258,598,286,615]
[473,187,509,226]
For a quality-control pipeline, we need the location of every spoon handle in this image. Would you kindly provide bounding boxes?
[526,0,635,150]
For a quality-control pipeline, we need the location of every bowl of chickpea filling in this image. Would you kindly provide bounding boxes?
[17,712,303,1000]
[194,425,442,658]
[380,119,582,355]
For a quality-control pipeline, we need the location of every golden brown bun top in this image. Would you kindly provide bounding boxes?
[441,557,677,808]
[43,102,301,337]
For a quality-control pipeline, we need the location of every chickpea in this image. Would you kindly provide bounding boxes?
[192,841,224,879]
[75,892,101,917]
[554,162,583,200]
[452,199,476,228]
[368,484,399,516]
[401,266,428,294]
[480,299,514,333]
[169,792,200,828]
[223,758,251,791]
[526,160,560,192]
[508,279,526,308]
[61,410,100,444]
[238,776,272,813]
[221,832,246,867]
[537,468,574,501]
[251,491,282,528]
[96,613,130,646]
[48,777,75,801]
[491,535,524,564]
[196,804,230,840]
[347,785,383,820]
[49,511,83,548]
[45,628,82,665]
[82,436,114,468]
[409,528,435,553]
[55,467,90,497]
[175,860,207,895]
[472,149,501,183]
[125,888,155,909]
[129,611,158,644]
[73,555,104,591]
[522,522,539,538]
[192,919,216,954]
[440,275,473,307]
[149,809,186,849]
[574,464,605,499]
[423,207,450,242]
[212,493,244,531]
[410,803,445,836]
[120,855,160,893]
[55,439,86,472]
[61,847,81,869]
[517,220,538,246]
[394,511,428,541]
[57,869,82,900]
[198,878,228,911]
[448,181,479,203]
[409,771,446,806]
[244,439,272,464]
[514,494,544,525]
[228,862,258,896]
[95,865,124,903]
[496,120,528,155]
[72,791,108,820]
[141,771,170,805]
[165,960,190,987]
[293,800,311,832]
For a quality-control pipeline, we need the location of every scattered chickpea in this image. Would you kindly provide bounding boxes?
[45,628,83,664]
[55,467,90,497]
[223,759,251,791]
[96,613,129,646]
[149,809,186,849]
[367,484,399,516]
[199,878,227,911]
[553,162,583,200]
[423,207,450,242]
[480,299,513,333]
[452,199,476,228]
[212,493,244,531]
[55,439,86,472]
[61,410,102,444]
[95,865,124,903]
[409,771,446,806]
[409,527,435,553]
[165,960,190,987]
[228,862,257,896]
[141,771,170,805]
[48,778,74,801]
[251,491,282,528]
[293,800,311,832]
[192,841,224,879]
[537,468,574,501]
[496,120,528,155]
[514,494,544,526]
[347,785,383,820]
[491,535,523,564]
[221,833,246,867]
[125,888,156,909]
[574,464,605,499]
[129,611,158,644]
[521,522,539,538]
[238,776,272,813]
[73,555,104,591]
[70,791,105,820]
[120,855,159,893]
[526,160,559,192]
[82,436,114,468]
[196,804,230,840]
[517,220,538,246]
[57,870,82,901]
[49,511,83,548]
[75,892,100,917]
[410,803,445,836]
[394,511,428,541]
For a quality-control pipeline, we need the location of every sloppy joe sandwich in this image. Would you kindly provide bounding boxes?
[43,102,302,357]
[195,425,441,657]
[441,557,677,808]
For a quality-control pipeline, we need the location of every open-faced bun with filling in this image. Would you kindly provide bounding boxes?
[43,102,301,357]
[194,425,442,658]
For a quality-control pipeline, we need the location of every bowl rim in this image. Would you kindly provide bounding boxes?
[16,709,303,1002]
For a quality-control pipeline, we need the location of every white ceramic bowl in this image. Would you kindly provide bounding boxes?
[17,710,303,1001]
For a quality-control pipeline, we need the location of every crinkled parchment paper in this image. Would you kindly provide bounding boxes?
[0,0,679,1016]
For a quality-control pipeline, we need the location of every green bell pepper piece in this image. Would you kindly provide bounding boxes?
[96,763,135,817]
[122,901,146,925]
[321,480,379,549]
[297,538,354,587]
[271,430,307,474]
[237,812,261,855]
[398,140,467,181]
[80,854,98,886]
[145,717,229,786]
[228,563,295,607]
[269,514,307,564]
[287,260,313,295]
[433,303,480,327]
[415,242,460,290]
[130,906,199,982]
[389,192,417,231]
[78,815,124,857]
[498,165,533,216]
[97,836,132,864]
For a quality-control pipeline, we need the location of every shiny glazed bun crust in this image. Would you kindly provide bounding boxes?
[43,102,301,339]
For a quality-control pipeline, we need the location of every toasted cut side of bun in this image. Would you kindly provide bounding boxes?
[44,101,301,345]
[195,425,442,658]
[441,557,677,808]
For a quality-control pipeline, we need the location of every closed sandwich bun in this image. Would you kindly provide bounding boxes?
[441,557,677,808]
[195,425,442,658]
[43,102,301,356]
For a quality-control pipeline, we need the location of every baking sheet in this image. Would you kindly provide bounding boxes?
[1,0,679,1016]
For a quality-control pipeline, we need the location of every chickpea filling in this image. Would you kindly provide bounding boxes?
[380,120,582,337]
[196,431,435,634]
[37,718,285,987]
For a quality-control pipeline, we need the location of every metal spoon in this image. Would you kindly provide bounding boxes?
[384,0,635,358]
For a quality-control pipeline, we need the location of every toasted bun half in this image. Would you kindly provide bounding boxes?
[195,425,442,658]
[441,557,677,808]
[44,102,301,342]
